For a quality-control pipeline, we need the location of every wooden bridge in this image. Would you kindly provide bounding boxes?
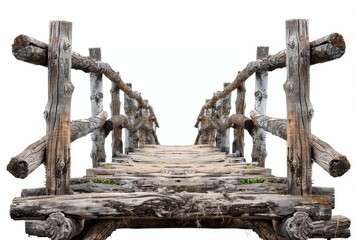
[7,19,351,239]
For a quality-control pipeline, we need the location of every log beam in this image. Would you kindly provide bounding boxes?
[250,110,350,177]
[10,192,332,221]
[12,34,159,128]
[278,211,313,239]
[7,112,107,179]
[44,212,84,240]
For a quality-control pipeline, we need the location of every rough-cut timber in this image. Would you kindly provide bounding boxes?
[7,112,107,179]
[279,211,312,239]
[252,46,269,167]
[233,74,246,156]
[124,83,138,153]
[89,48,106,168]
[12,34,159,128]
[194,32,345,127]
[45,21,73,195]
[216,83,231,153]
[285,19,312,195]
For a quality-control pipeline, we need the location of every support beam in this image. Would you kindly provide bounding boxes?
[233,76,246,156]
[124,83,138,153]
[278,211,312,239]
[284,19,312,195]
[45,21,73,195]
[110,81,123,157]
[7,112,107,179]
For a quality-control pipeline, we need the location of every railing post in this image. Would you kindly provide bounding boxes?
[252,46,269,167]
[110,80,123,156]
[124,83,138,153]
[45,21,73,195]
[217,83,231,153]
[233,72,246,156]
[89,48,106,168]
[284,19,312,195]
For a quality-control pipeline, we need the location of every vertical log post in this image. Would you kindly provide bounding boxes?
[110,81,123,156]
[45,21,73,195]
[124,83,138,153]
[219,83,231,153]
[138,100,148,148]
[198,99,211,145]
[252,46,269,167]
[284,19,312,195]
[233,72,246,156]
[89,48,106,168]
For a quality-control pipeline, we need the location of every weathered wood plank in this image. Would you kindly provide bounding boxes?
[7,112,107,179]
[250,111,350,177]
[252,46,269,167]
[10,192,332,221]
[193,32,345,128]
[45,21,73,195]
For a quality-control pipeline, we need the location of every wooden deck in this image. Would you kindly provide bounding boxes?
[12,145,348,239]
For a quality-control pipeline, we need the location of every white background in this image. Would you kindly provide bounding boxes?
[0,0,359,239]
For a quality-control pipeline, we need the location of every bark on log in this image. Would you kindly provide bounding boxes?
[45,21,73,195]
[10,192,332,221]
[250,110,350,177]
[194,32,345,128]
[12,34,159,128]
[252,46,269,167]
[216,83,231,153]
[44,212,84,240]
[110,82,123,157]
[7,112,107,178]
[124,83,138,153]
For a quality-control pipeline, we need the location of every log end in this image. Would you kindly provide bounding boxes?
[7,158,29,179]
[329,155,351,177]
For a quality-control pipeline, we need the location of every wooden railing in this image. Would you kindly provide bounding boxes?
[7,21,159,193]
[194,19,350,195]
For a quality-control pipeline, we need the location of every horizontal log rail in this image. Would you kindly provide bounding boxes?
[7,111,108,179]
[12,34,159,128]
[7,112,160,179]
[250,110,350,177]
[194,33,345,128]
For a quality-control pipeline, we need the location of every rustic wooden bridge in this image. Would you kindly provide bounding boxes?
[8,19,351,239]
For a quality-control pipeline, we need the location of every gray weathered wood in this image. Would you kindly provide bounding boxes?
[279,211,313,239]
[285,19,312,195]
[233,74,246,156]
[311,215,351,238]
[7,112,107,179]
[250,110,351,177]
[252,46,269,167]
[44,212,84,240]
[10,192,332,221]
[12,34,160,128]
[45,21,73,195]
[110,82,123,157]
[89,48,106,168]
[193,33,345,128]
[217,83,231,153]
[124,83,138,153]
